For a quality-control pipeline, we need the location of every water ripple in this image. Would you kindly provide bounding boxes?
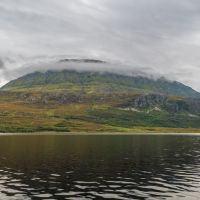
[0,135,199,199]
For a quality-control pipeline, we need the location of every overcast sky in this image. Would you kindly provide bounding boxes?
[1,0,200,91]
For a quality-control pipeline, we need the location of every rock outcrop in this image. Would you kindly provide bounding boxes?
[120,94,167,108]
[119,93,200,115]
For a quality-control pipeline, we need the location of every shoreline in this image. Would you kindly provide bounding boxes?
[0,132,200,136]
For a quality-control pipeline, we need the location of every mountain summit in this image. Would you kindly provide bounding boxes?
[2,70,200,98]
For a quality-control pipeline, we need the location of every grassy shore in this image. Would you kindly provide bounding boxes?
[1,126,200,134]
[1,95,200,133]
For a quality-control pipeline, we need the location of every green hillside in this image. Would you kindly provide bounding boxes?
[2,70,200,98]
[1,70,200,133]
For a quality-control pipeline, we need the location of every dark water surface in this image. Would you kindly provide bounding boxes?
[0,135,199,199]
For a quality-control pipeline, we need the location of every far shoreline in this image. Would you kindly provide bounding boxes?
[1,131,200,136]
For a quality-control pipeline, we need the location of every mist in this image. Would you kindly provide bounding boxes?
[0,57,181,88]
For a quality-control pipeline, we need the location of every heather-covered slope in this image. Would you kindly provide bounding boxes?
[1,70,200,133]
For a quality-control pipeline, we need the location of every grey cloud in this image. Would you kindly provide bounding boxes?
[0,0,200,91]
[0,60,4,69]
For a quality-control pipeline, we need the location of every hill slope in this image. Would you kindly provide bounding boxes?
[1,70,200,132]
[2,70,200,98]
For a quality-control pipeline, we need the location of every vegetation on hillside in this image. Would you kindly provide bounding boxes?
[1,70,200,133]
[2,70,200,98]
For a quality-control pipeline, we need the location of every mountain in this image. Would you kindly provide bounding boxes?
[1,69,200,133]
[2,70,200,98]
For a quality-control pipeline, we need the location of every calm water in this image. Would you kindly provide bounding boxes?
[0,135,199,199]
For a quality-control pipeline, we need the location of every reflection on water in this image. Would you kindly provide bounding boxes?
[0,135,199,199]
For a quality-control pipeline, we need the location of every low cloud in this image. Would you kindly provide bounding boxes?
[0,60,4,69]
